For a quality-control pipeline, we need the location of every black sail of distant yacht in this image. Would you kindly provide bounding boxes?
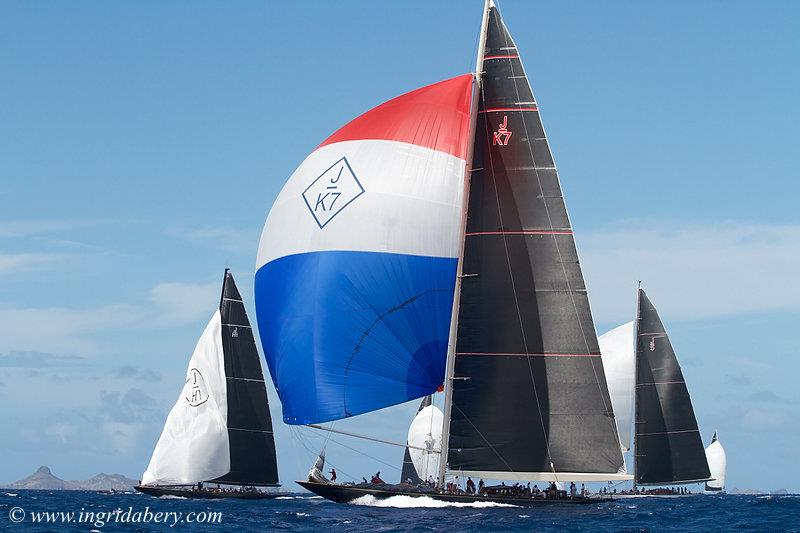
[634,288,710,485]
[444,3,626,481]
[400,395,432,484]
[212,270,279,486]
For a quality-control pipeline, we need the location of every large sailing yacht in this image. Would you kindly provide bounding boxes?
[135,270,280,499]
[254,0,629,505]
[599,286,712,495]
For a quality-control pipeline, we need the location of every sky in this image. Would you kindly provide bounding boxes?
[1,0,799,492]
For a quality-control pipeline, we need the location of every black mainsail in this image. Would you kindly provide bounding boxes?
[400,395,433,484]
[634,288,710,485]
[443,3,626,481]
[212,269,279,486]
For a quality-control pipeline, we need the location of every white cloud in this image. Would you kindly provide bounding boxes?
[0,253,68,274]
[580,221,800,323]
[102,422,146,454]
[175,226,259,254]
[0,280,218,355]
[149,281,219,325]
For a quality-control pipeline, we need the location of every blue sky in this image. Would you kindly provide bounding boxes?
[1,0,798,491]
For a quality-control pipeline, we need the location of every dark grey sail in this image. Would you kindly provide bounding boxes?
[445,3,626,481]
[400,395,432,484]
[211,269,279,486]
[634,288,710,485]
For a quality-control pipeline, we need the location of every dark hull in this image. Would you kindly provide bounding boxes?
[297,481,608,506]
[135,485,279,500]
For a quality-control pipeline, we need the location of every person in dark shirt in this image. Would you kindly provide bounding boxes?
[466,477,476,494]
[329,468,337,482]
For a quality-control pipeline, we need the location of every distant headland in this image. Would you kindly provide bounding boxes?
[1,466,138,491]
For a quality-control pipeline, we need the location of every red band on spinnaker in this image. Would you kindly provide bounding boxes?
[318,74,474,160]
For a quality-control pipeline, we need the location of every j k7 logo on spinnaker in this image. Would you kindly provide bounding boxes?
[302,156,365,228]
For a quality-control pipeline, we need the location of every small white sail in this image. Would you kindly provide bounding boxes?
[598,321,636,453]
[142,310,230,485]
[705,431,726,491]
[407,404,443,483]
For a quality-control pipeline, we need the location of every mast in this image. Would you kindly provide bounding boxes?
[634,282,641,486]
[438,0,491,487]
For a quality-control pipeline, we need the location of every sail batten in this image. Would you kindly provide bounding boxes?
[445,2,625,478]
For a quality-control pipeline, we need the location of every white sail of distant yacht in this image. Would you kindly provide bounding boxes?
[142,310,230,485]
[407,403,444,483]
[704,431,726,492]
[599,321,636,454]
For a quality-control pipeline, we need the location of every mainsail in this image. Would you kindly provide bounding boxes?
[635,287,710,485]
[599,321,636,453]
[401,395,433,484]
[443,3,627,482]
[255,75,474,424]
[142,270,278,487]
[704,431,726,492]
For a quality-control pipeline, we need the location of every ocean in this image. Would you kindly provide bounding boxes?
[1,490,798,532]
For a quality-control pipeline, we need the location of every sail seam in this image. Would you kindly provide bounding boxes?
[465,230,572,236]
[228,427,274,434]
[638,429,699,436]
[222,324,252,328]
[222,298,243,303]
[457,352,600,357]
[226,377,265,382]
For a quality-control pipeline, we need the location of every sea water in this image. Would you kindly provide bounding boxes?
[1,490,798,532]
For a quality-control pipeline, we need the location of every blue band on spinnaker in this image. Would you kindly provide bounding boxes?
[255,250,456,425]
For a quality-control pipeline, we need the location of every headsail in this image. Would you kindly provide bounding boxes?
[634,288,710,485]
[401,395,433,484]
[407,403,443,484]
[142,311,230,485]
[256,75,475,424]
[444,3,627,482]
[599,321,636,453]
[704,431,726,492]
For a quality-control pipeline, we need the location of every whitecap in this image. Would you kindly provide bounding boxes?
[350,494,518,508]
[5,493,17,497]
[158,495,187,499]
[296,512,310,517]
[275,496,295,500]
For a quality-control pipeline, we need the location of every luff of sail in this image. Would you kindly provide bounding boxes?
[704,431,726,491]
[211,270,279,486]
[634,288,711,485]
[445,3,628,482]
[255,75,475,424]
[401,395,433,484]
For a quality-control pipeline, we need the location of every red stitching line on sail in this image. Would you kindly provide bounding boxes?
[480,107,538,113]
[456,352,600,357]
[465,230,573,236]
[484,55,519,60]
